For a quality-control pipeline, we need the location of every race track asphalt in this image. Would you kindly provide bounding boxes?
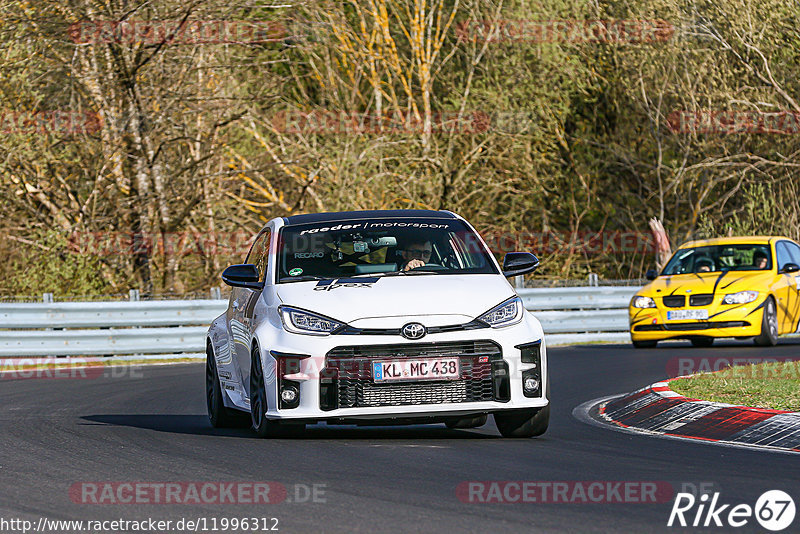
[1,341,799,533]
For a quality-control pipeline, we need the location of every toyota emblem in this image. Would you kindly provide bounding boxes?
[401,322,426,340]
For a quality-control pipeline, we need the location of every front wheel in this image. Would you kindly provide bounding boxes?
[250,346,305,438]
[754,297,779,346]
[207,344,250,428]
[494,377,550,438]
[495,406,550,438]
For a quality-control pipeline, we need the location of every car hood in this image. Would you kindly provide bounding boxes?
[275,274,515,324]
[640,270,776,297]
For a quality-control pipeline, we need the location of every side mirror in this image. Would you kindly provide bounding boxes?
[221,264,263,290]
[780,263,800,274]
[502,252,539,277]
[645,269,658,281]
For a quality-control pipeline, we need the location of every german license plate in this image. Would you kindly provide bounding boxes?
[372,358,460,383]
[667,309,709,320]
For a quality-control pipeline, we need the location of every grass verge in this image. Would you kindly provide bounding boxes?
[670,361,800,411]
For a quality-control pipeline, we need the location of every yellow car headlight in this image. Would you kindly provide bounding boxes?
[632,296,656,308]
[721,291,758,305]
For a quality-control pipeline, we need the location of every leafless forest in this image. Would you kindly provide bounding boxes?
[1,0,798,296]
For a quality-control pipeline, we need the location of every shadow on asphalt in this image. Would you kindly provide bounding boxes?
[81,414,251,437]
[80,414,503,440]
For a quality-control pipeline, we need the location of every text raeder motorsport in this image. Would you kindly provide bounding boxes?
[299,222,450,235]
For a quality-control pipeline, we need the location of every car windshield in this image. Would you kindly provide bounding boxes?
[276,217,498,282]
[662,244,772,275]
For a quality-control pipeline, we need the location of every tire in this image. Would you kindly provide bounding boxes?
[206,344,250,428]
[494,377,550,438]
[249,345,305,438]
[445,414,488,429]
[691,337,714,348]
[754,297,779,347]
[632,339,658,348]
[495,406,550,438]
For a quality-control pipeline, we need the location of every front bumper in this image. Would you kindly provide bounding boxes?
[249,313,548,422]
[629,297,765,341]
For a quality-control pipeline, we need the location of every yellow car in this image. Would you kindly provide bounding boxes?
[629,236,800,348]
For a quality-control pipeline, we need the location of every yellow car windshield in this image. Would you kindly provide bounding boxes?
[662,244,772,275]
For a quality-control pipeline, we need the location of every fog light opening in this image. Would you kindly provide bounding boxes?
[272,352,309,410]
[278,379,301,409]
[281,386,298,404]
[523,377,540,393]
[521,368,542,398]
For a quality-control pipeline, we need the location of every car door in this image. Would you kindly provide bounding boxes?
[232,228,270,394]
[783,241,800,332]
[774,241,797,333]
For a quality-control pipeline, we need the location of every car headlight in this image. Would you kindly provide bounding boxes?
[631,296,656,308]
[279,306,344,335]
[722,291,758,305]
[477,296,524,328]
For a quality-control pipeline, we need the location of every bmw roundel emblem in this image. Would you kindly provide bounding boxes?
[401,322,426,340]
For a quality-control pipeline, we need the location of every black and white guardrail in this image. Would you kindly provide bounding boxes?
[598,381,800,453]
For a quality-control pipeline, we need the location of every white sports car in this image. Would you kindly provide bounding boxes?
[206,210,549,437]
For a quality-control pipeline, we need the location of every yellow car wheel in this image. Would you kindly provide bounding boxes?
[754,297,779,347]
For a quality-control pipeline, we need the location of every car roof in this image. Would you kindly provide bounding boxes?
[282,209,456,225]
[678,236,794,248]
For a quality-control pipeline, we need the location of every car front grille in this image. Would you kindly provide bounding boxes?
[689,294,714,306]
[361,380,470,406]
[662,295,685,307]
[321,340,503,410]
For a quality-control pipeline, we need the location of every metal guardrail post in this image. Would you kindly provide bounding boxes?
[514,276,524,289]
[42,293,54,333]
[587,273,599,287]
[128,289,142,357]
[210,286,221,300]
